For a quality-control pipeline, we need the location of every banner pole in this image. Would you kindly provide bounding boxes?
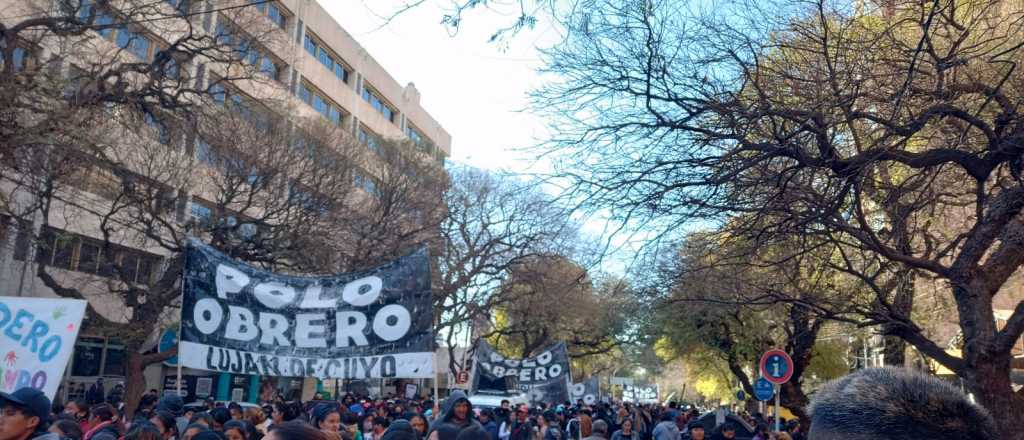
[433,351,440,419]
[176,241,189,396]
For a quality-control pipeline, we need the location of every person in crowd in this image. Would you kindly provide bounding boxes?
[189,414,214,429]
[773,433,791,440]
[707,423,734,440]
[807,367,997,440]
[370,417,389,440]
[0,388,59,440]
[86,380,104,406]
[340,413,362,440]
[190,432,225,440]
[312,405,341,435]
[380,420,417,440]
[155,396,188,436]
[62,401,89,435]
[578,412,592,439]
[263,420,327,440]
[539,412,560,440]
[651,413,677,440]
[222,421,249,440]
[426,391,480,440]
[243,409,268,438]
[750,424,768,440]
[476,411,497,440]
[582,420,607,440]
[50,419,84,440]
[609,418,637,440]
[227,405,243,423]
[209,410,231,432]
[682,422,702,440]
[454,424,489,440]
[125,423,162,440]
[360,415,376,440]
[149,411,178,440]
[407,415,428,440]
[84,404,119,440]
[782,420,801,440]
[181,424,209,440]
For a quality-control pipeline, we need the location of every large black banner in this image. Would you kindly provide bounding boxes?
[471,341,571,405]
[571,376,600,405]
[180,240,433,379]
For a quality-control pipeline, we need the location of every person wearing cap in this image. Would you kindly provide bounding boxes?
[0,388,59,440]
[707,423,733,440]
[156,394,188,436]
[682,422,703,440]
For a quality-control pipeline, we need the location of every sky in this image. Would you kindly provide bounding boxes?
[318,2,654,274]
[320,1,560,173]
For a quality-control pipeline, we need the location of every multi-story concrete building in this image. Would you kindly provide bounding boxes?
[0,0,451,403]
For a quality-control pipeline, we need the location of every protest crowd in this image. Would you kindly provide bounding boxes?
[0,365,1000,440]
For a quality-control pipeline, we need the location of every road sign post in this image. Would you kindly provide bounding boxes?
[759,350,794,433]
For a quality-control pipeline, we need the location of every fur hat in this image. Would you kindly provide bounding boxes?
[808,367,997,440]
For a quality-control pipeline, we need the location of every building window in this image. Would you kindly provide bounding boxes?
[78,2,161,62]
[361,84,396,123]
[190,201,213,225]
[405,124,425,146]
[195,138,215,165]
[299,81,344,127]
[253,0,287,29]
[71,337,104,377]
[304,32,350,85]
[218,20,285,83]
[163,0,189,13]
[359,126,383,156]
[16,226,160,284]
[303,34,316,57]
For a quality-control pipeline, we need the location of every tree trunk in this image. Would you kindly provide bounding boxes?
[122,351,147,421]
[954,283,1024,438]
[780,381,810,429]
[881,268,914,366]
[965,351,1024,439]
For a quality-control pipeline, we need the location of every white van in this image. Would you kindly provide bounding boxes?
[469,391,530,410]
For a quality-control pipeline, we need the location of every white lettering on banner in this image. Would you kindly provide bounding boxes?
[373,304,411,341]
[295,313,328,347]
[484,360,565,382]
[194,298,223,334]
[225,306,257,341]
[253,281,297,308]
[299,285,333,309]
[342,276,382,306]
[258,313,289,345]
[336,311,369,347]
[180,341,434,378]
[537,350,552,365]
[216,264,249,299]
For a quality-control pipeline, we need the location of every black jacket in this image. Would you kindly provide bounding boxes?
[428,391,483,440]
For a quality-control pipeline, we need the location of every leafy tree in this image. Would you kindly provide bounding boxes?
[531,0,1024,430]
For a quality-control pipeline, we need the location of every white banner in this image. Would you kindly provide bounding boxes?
[0,296,86,399]
[179,341,435,379]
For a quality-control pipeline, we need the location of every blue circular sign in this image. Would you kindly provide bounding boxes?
[159,329,178,366]
[736,390,746,401]
[759,350,794,384]
[754,377,775,401]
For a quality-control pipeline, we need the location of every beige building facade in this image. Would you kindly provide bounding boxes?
[0,0,451,403]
